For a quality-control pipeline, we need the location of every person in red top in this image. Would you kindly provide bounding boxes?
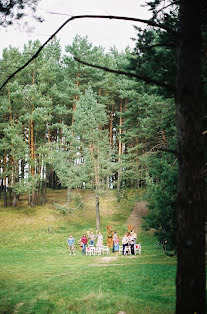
[81,234,88,254]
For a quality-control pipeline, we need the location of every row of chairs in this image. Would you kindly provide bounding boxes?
[85,244,142,256]
[86,245,110,256]
[119,243,142,255]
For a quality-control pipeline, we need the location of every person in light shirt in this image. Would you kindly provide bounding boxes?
[89,232,96,246]
[67,235,76,255]
[122,233,129,255]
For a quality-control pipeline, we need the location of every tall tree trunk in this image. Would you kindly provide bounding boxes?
[21,159,25,182]
[109,103,114,149]
[3,186,7,207]
[11,156,17,208]
[8,187,12,206]
[31,62,36,206]
[95,191,100,230]
[96,146,101,230]
[117,99,123,196]
[176,1,206,312]
[12,191,17,207]
[89,142,101,229]
[3,155,7,207]
[72,78,79,124]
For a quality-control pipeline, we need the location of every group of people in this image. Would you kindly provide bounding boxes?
[112,230,137,255]
[67,229,137,256]
[67,231,103,255]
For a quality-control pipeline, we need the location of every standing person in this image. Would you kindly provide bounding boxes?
[89,232,95,246]
[129,231,135,255]
[81,234,88,254]
[67,235,76,255]
[112,231,117,252]
[122,233,129,255]
[96,232,103,248]
[131,230,137,244]
[114,234,119,256]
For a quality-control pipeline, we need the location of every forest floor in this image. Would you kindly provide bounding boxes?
[0,188,176,314]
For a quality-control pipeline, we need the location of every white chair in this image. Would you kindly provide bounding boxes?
[119,246,123,255]
[102,246,110,255]
[124,245,131,255]
[95,247,102,256]
[134,243,142,255]
[86,246,92,256]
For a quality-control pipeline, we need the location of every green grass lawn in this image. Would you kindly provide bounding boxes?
[0,189,176,313]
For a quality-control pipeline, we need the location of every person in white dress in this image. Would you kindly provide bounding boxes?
[96,232,103,247]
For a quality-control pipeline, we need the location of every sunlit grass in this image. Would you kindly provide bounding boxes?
[0,188,176,313]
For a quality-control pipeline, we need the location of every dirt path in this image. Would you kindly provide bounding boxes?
[127,201,148,234]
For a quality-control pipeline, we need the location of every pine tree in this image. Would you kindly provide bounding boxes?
[72,88,113,229]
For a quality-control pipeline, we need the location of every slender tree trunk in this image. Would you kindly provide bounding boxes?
[3,155,7,207]
[43,180,46,203]
[21,159,25,182]
[89,142,101,229]
[109,103,114,149]
[176,1,206,312]
[72,78,79,124]
[3,186,7,207]
[31,61,36,206]
[95,191,100,230]
[117,99,123,195]
[96,146,101,230]
[8,187,12,206]
[12,191,17,207]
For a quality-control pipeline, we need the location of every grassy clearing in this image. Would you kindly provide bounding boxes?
[0,189,176,313]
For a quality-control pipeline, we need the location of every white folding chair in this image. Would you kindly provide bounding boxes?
[90,246,96,256]
[95,246,102,255]
[119,245,123,255]
[86,246,92,256]
[102,246,110,255]
[134,243,142,255]
[124,245,131,255]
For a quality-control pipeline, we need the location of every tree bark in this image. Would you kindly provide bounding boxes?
[3,186,7,207]
[8,188,12,206]
[117,99,123,196]
[12,191,17,207]
[31,62,36,206]
[176,1,206,312]
[109,103,114,149]
[95,191,100,230]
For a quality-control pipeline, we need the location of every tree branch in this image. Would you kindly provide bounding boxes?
[153,1,179,18]
[74,57,175,92]
[0,14,177,92]
[141,43,175,50]
[154,147,177,155]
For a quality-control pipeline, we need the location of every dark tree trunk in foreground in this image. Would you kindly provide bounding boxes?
[176,1,206,312]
